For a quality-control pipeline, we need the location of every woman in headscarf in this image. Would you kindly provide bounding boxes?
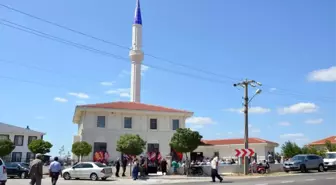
[132,158,139,180]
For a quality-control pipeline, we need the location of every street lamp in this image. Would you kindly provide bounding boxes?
[233,79,262,175]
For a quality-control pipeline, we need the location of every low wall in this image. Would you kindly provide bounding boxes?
[204,164,284,175]
[168,164,284,176]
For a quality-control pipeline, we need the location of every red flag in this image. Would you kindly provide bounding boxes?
[157,152,162,161]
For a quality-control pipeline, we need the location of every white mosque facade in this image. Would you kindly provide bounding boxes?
[72,0,193,161]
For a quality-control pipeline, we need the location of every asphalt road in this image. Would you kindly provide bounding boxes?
[4,172,336,185]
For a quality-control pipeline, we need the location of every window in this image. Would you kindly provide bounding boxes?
[0,134,9,140]
[28,136,37,145]
[147,143,159,153]
[172,119,180,130]
[81,163,93,168]
[124,117,132,128]
[97,116,106,128]
[327,153,336,159]
[14,135,24,146]
[11,152,22,162]
[26,152,34,162]
[94,162,106,167]
[73,163,84,168]
[308,155,319,160]
[150,119,157,130]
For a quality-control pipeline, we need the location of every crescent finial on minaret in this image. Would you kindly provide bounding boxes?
[134,0,142,25]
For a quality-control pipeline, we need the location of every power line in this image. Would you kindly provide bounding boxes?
[0,19,334,103]
[1,4,332,102]
[0,3,240,82]
[0,3,331,99]
[0,19,232,85]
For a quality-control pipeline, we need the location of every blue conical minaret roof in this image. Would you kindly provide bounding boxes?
[134,0,142,25]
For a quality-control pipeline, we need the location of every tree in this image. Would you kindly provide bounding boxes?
[301,145,326,157]
[116,134,146,176]
[28,139,53,154]
[116,134,146,155]
[58,145,65,157]
[0,139,15,157]
[325,141,336,152]
[170,128,203,175]
[281,141,302,158]
[71,141,92,162]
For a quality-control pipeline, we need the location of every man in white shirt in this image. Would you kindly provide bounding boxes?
[210,154,223,182]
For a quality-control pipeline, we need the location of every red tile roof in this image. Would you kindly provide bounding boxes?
[201,138,278,146]
[77,101,193,114]
[309,136,336,145]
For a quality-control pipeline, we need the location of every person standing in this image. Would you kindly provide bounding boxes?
[210,154,223,183]
[49,157,62,185]
[132,158,139,180]
[160,158,167,175]
[115,158,120,177]
[29,153,43,185]
[122,156,127,177]
[139,156,145,178]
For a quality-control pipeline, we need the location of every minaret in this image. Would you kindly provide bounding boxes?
[129,0,144,103]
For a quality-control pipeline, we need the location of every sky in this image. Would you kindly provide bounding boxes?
[0,0,335,156]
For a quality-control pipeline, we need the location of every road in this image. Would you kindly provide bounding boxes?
[4,172,336,185]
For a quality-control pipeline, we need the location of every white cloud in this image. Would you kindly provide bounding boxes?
[118,70,130,78]
[227,132,233,135]
[100,81,115,86]
[225,106,271,114]
[186,117,215,125]
[54,97,68,103]
[269,88,277,92]
[186,116,215,129]
[278,102,318,114]
[141,65,149,76]
[105,88,130,98]
[308,66,336,82]
[279,133,309,145]
[68,92,89,99]
[278,122,291,126]
[280,133,305,139]
[305,118,323,125]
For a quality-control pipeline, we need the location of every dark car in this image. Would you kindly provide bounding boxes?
[5,162,30,179]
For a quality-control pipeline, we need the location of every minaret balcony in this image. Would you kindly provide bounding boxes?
[129,50,144,62]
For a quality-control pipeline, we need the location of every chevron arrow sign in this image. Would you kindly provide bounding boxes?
[235,149,255,157]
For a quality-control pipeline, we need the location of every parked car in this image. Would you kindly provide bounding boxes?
[283,154,324,173]
[62,162,112,181]
[0,158,7,185]
[324,152,336,171]
[5,162,30,179]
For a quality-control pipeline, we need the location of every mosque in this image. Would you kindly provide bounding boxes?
[72,0,193,161]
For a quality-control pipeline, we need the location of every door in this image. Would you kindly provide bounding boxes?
[5,163,16,177]
[71,163,83,178]
[305,156,315,169]
[76,163,94,179]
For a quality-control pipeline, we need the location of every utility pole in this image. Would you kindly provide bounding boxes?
[234,79,262,175]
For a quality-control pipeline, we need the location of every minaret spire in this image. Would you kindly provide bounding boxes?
[129,0,144,103]
[134,0,142,25]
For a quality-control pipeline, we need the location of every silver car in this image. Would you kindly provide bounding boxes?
[283,154,324,173]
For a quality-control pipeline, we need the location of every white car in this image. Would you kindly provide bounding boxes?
[324,152,336,171]
[0,158,7,185]
[62,162,112,181]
